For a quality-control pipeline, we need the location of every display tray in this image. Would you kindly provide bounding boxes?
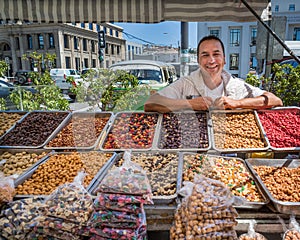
[179,152,269,209]
[0,148,51,182]
[0,110,71,149]
[210,109,270,153]
[44,111,114,150]
[255,107,300,152]
[14,151,117,198]
[153,111,211,152]
[0,110,29,138]
[245,158,300,215]
[99,111,160,151]
[89,151,182,205]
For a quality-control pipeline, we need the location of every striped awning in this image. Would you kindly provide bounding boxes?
[0,0,268,24]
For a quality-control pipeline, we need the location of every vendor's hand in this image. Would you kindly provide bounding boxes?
[189,96,213,110]
[213,96,240,109]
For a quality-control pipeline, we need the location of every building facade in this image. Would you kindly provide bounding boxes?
[0,22,126,75]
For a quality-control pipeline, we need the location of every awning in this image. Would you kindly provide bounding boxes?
[0,0,268,24]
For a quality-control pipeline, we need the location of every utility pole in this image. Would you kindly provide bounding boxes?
[180,22,189,77]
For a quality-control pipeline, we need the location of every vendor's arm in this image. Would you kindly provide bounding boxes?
[144,93,213,113]
[213,92,283,110]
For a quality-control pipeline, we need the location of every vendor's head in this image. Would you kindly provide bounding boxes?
[197,35,226,78]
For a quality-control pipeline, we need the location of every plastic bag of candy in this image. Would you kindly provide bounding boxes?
[0,172,16,206]
[96,151,153,204]
[238,220,268,240]
[282,215,300,240]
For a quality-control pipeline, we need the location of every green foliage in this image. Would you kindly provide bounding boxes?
[0,61,8,77]
[8,52,70,110]
[75,69,151,112]
[245,64,300,106]
[0,98,7,110]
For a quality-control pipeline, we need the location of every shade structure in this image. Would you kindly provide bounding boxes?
[0,0,268,24]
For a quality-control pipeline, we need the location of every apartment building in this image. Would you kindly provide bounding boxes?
[0,22,125,75]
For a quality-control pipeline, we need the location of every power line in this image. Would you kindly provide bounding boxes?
[123,31,156,45]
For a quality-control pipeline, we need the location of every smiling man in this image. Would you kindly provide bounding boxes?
[144,35,283,113]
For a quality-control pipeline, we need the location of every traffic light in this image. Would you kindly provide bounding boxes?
[99,48,104,62]
[98,30,106,49]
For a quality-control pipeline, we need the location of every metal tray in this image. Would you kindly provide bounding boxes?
[0,110,71,149]
[245,158,300,215]
[89,151,182,205]
[0,110,29,138]
[255,107,300,152]
[153,111,211,152]
[0,148,51,182]
[44,111,114,150]
[99,111,160,151]
[210,109,270,153]
[14,151,117,198]
[179,152,269,209]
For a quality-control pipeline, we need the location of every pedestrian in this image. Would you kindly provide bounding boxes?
[144,35,283,113]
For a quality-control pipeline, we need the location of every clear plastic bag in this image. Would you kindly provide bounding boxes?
[96,151,153,204]
[238,220,268,240]
[0,172,16,206]
[282,215,300,240]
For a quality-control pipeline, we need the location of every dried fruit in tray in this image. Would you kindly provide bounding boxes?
[183,154,264,202]
[103,112,158,149]
[212,111,265,149]
[257,109,300,149]
[0,112,25,137]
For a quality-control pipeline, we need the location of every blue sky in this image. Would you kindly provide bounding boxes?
[114,21,198,48]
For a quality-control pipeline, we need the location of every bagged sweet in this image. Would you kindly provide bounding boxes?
[239,220,268,240]
[0,172,16,206]
[95,151,153,204]
[282,215,300,240]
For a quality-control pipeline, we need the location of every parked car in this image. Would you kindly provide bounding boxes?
[50,68,83,99]
[0,80,36,109]
[109,60,177,93]
[13,70,33,86]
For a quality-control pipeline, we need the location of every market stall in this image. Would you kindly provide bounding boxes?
[0,108,299,239]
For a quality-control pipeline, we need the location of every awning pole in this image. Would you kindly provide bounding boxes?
[241,0,300,65]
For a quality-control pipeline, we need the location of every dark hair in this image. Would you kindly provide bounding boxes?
[197,35,225,62]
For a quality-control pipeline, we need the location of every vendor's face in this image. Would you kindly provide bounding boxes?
[198,39,225,78]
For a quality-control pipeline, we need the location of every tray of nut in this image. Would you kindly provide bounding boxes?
[0,149,49,181]
[245,158,300,214]
[210,109,270,153]
[99,111,160,151]
[14,151,117,198]
[44,111,114,150]
[0,111,71,149]
[0,111,29,138]
[90,151,182,204]
[154,111,211,152]
[180,153,269,209]
[255,107,300,152]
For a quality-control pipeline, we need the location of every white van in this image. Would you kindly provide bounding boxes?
[109,60,177,92]
[50,68,82,98]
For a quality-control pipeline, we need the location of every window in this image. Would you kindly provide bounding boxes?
[91,40,95,52]
[289,4,295,11]
[293,28,300,40]
[38,34,44,49]
[230,29,240,46]
[230,53,239,70]
[27,34,33,49]
[209,29,220,38]
[275,5,279,12]
[117,45,120,55]
[82,38,87,51]
[81,22,85,28]
[250,54,257,70]
[89,23,93,30]
[111,44,114,54]
[110,28,113,36]
[75,57,80,70]
[18,57,22,69]
[104,27,107,33]
[250,28,257,46]
[15,37,20,49]
[49,33,55,48]
[105,43,109,54]
[64,35,70,48]
[92,59,96,68]
[96,24,100,32]
[74,36,79,49]
[65,57,71,68]
[115,30,119,37]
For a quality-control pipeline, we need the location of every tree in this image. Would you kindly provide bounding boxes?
[245,63,300,106]
[74,69,151,112]
[7,52,70,110]
[0,60,8,77]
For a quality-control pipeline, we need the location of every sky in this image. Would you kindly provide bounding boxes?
[114,21,198,48]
